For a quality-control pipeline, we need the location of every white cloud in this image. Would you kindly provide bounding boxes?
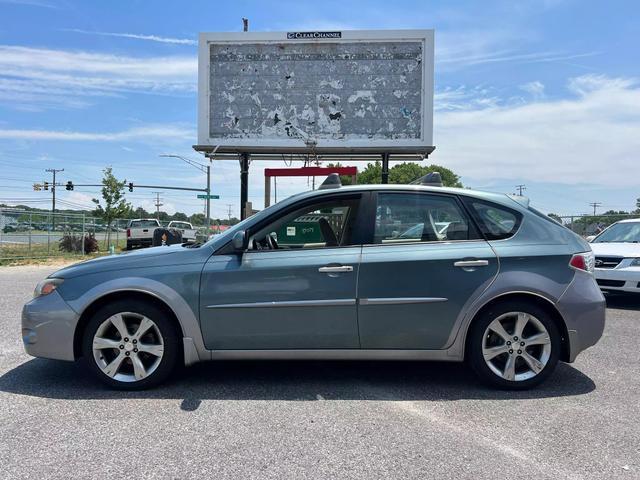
[435,85,501,111]
[0,45,197,110]
[64,29,197,46]
[434,75,640,187]
[0,124,194,142]
[519,81,545,99]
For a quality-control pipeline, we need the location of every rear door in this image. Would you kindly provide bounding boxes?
[357,191,498,349]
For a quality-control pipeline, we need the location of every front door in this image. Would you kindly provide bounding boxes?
[200,194,363,350]
[357,192,498,349]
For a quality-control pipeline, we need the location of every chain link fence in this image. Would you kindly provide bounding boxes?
[555,213,640,237]
[0,208,211,263]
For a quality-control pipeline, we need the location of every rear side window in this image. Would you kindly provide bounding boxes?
[465,199,522,240]
[374,193,479,244]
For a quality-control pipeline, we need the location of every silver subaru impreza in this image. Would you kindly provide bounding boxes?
[22,177,605,390]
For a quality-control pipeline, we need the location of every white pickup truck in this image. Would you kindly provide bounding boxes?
[126,218,161,250]
[167,221,197,243]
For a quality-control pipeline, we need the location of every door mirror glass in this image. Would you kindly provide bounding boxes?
[232,230,247,251]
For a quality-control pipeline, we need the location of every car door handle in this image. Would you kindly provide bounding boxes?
[319,265,354,273]
[454,259,489,268]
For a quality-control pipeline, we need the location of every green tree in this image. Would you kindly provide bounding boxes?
[92,167,132,247]
[172,212,189,222]
[356,162,463,187]
[189,213,206,226]
[325,162,354,185]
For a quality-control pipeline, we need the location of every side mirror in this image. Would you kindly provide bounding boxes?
[232,230,247,251]
[585,235,596,242]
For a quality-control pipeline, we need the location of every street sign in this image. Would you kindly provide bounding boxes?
[197,194,219,199]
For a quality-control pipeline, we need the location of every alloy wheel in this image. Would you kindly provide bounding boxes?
[92,312,164,383]
[481,311,552,382]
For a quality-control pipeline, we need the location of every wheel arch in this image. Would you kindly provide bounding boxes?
[463,292,571,362]
[73,290,185,360]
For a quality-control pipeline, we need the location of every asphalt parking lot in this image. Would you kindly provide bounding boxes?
[1,266,638,479]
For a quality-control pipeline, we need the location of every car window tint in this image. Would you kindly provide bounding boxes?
[130,220,159,228]
[468,200,521,240]
[374,193,476,244]
[253,197,361,250]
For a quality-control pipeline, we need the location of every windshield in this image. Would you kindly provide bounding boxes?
[593,222,640,243]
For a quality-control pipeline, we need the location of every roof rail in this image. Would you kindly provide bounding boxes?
[410,171,443,187]
[318,173,342,190]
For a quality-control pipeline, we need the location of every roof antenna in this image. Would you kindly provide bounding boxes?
[242,18,249,32]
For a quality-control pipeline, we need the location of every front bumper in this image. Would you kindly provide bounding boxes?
[21,290,79,361]
[556,270,606,362]
[595,266,640,293]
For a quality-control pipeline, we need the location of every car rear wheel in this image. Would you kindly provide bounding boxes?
[82,300,180,390]
[468,301,561,389]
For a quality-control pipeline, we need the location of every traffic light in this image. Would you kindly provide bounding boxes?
[128,182,134,192]
[66,181,74,191]
[33,183,41,191]
[43,181,49,191]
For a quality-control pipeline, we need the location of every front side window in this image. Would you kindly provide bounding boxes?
[374,193,477,244]
[250,196,361,250]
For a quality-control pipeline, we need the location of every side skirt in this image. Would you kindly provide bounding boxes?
[205,349,463,362]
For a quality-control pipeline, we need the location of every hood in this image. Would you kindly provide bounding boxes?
[590,242,640,258]
[51,243,211,279]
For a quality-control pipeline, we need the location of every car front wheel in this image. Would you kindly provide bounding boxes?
[82,300,180,389]
[468,301,561,389]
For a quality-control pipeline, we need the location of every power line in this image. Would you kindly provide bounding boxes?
[515,184,526,196]
[589,202,602,216]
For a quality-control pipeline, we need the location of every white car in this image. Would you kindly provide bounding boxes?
[590,218,640,294]
[167,221,197,243]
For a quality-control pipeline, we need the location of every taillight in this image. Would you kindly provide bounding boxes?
[126,228,131,238]
[570,252,594,273]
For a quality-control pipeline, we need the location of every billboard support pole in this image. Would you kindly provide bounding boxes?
[381,153,390,184]
[240,153,250,220]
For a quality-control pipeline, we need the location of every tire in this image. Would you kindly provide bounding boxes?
[125,241,132,251]
[81,300,181,390]
[467,300,561,390]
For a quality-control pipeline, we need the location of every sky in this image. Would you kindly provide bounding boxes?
[0,0,638,218]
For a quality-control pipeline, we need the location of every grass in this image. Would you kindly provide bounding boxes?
[0,239,128,266]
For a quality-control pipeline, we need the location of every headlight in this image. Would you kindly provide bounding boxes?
[34,278,63,298]
[630,258,640,267]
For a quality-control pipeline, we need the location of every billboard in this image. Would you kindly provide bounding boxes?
[197,30,434,154]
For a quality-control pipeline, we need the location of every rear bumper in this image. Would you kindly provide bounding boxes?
[21,290,78,361]
[556,271,606,362]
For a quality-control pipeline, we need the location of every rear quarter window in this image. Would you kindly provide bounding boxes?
[463,198,522,240]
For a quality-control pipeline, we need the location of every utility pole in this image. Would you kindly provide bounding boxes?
[589,202,602,216]
[45,168,64,230]
[516,184,526,196]
[226,204,233,224]
[45,168,64,214]
[153,192,163,220]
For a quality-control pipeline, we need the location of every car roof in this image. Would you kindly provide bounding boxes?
[288,183,520,209]
[615,218,640,223]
